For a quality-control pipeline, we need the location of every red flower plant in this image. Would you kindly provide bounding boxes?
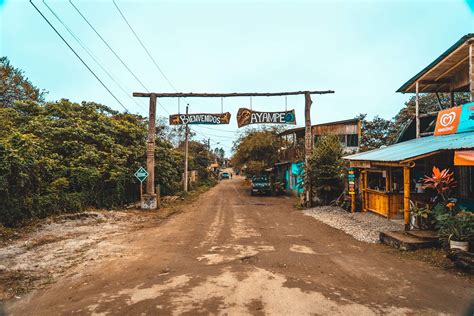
[422,166,457,201]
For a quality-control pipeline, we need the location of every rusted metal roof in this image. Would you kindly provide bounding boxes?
[343,131,474,162]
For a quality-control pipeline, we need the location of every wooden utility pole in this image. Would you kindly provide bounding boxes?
[304,92,313,207]
[415,81,420,139]
[184,105,189,192]
[142,94,157,209]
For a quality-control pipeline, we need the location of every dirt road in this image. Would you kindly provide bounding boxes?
[5,176,474,315]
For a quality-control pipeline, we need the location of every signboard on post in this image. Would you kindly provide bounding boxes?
[236,108,296,128]
[169,112,231,125]
[134,167,149,183]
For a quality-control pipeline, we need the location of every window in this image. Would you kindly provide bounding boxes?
[346,134,359,147]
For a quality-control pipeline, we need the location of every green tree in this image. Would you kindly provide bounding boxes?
[356,114,396,152]
[0,57,46,108]
[307,135,345,204]
[231,128,282,176]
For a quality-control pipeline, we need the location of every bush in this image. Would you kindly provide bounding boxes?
[0,101,189,227]
[307,135,345,204]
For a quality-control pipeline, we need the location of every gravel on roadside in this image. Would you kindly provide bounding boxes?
[303,206,403,243]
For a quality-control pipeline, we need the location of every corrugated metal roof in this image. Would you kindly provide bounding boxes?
[343,131,474,162]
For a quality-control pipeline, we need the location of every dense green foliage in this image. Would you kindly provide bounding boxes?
[231,128,282,176]
[0,58,218,227]
[0,100,216,227]
[0,57,45,108]
[307,135,345,204]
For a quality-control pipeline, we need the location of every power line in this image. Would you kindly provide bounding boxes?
[67,0,169,115]
[29,0,128,112]
[68,1,148,93]
[43,0,145,112]
[112,0,178,92]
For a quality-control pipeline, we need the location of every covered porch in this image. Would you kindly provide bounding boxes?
[344,131,474,230]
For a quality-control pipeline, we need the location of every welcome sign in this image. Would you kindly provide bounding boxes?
[236,108,296,128]
[169,112,231,125]
[434,102,474,136]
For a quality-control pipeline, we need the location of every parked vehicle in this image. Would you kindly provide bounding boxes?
[220,172,230,180]
[251,175,272,196]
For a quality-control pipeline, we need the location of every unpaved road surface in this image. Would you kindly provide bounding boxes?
[5,176,474,315]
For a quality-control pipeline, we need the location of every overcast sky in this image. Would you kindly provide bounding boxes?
[1,0,473,154]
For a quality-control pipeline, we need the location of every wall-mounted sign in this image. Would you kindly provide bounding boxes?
[169,112,231,125]
[236,108,296,128]
[434,102,474,136]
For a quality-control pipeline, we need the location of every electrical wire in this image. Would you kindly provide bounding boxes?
[68,0,169,115]
[112,0,178,92]
[29,0,128,112]
[43,0,145,112]
[68,1,148,107]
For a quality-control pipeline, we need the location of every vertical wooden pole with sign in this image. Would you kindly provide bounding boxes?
[143,94,157,209]
[403,166,411,231]
[184,106,189,192]
[304,92,313,207]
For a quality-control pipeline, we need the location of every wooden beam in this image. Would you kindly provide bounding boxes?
[470,42,474,102]
[434,55,469,81]
[133,90,335,98]
[403,166,411,230]
[304,92,313,207]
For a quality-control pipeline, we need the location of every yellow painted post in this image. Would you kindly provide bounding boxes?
[403,167,411,230]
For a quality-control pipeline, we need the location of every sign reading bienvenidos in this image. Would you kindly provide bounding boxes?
[169,112,231,125]
[236,108,296,128]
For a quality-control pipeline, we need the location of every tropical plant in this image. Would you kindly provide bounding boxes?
[307,135,345,204]
[422,166,457,201]
[436,211,474,243]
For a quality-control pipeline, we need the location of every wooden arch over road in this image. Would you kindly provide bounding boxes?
[133,90,335,209]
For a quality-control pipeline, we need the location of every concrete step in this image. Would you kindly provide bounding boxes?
[380,231,440,251]
[406,230,439,241]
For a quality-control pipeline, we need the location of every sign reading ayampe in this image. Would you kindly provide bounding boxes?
[236,108,296,128]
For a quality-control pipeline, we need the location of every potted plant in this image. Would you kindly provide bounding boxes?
[437,211,474,251]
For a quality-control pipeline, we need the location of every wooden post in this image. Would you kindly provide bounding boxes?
[450,89,455,108]
[351,192,356,213]
[415,81,420,139]
[139,182,143,202]
[142,94,157,209]
[304,92,313,207]
[184,105,189,192]
[403,166,411,230]
[470,42,474,102]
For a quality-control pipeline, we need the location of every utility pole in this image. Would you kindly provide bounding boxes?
[184,105,189,192]
[142,94,157,209]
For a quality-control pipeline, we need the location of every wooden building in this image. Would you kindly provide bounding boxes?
[344,131,474,227]
[345,34,474,229]
[275,118,361,196]
[397,33,474,138]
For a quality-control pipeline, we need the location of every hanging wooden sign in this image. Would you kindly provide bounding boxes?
[236,108,296,128]
[169,112,231,125]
